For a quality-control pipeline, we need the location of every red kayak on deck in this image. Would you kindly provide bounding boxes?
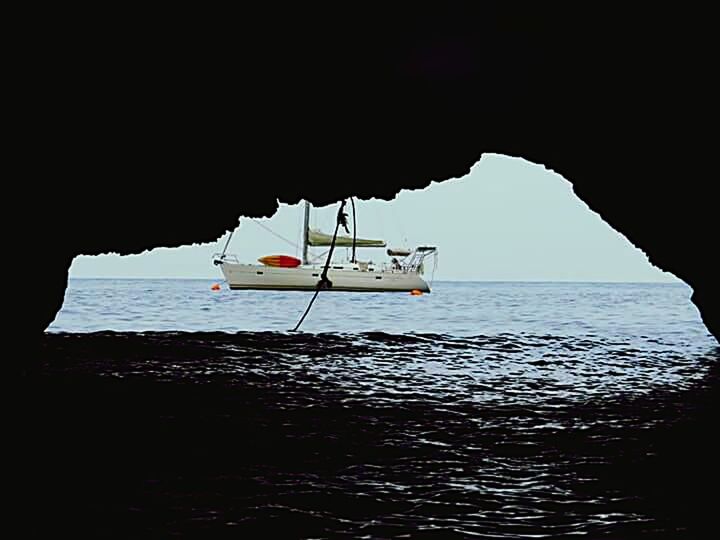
[257,254,302,268]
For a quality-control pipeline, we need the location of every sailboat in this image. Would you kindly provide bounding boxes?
[213,201,437,292]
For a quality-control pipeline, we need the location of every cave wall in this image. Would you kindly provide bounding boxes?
[31,6,717,338]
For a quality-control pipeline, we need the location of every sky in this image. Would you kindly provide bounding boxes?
[69,154,678,282]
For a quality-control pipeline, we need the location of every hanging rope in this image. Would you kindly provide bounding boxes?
[291,199,349,332]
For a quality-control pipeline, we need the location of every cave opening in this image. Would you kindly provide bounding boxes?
[49,154,705,338]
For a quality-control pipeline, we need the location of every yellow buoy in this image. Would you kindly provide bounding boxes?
[410,289,423,296]
[211,283,221,291]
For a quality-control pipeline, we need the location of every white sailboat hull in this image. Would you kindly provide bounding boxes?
[219,263,431,292]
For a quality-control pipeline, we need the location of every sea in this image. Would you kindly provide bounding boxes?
[32,279,718,538]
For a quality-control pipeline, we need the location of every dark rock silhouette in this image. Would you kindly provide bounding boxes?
[17,8,720,538]
[29,5,717,338]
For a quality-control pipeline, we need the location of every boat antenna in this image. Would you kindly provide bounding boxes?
[292,199,348,332]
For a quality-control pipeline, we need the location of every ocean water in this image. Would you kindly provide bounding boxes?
[34,279,718,538]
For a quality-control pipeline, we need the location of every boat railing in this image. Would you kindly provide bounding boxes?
[212,252,240,265]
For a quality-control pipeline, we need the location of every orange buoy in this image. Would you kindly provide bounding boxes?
[211,283,221,291]
[410,289,423,296]
[258,254,302,268]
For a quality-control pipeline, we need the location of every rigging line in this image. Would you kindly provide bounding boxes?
[390,204,408,246]
[350,197,357,263]
[375,205,385,242]
[309,249,329,263]
[291,199,348,332]
[220,229,234,257]
[250,218,299,249]
[296,205,301,258]
[430,251,439,288]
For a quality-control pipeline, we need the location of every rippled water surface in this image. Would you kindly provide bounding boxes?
[34,280,718,538]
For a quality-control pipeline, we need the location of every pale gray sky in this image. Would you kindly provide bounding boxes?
[69,154,678,282]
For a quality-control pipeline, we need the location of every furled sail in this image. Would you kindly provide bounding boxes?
[307,228,386,247]
[387,248,412,257]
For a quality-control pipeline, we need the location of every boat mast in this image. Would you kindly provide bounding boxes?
[302,200,310,265]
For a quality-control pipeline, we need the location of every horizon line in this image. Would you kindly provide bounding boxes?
[67,276,683,285]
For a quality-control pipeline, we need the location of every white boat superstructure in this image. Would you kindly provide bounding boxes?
[218,251,435,292]
[214,201,437,293]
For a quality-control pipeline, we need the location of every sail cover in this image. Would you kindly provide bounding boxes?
[308,229,386,247]
[387,248,412,257]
